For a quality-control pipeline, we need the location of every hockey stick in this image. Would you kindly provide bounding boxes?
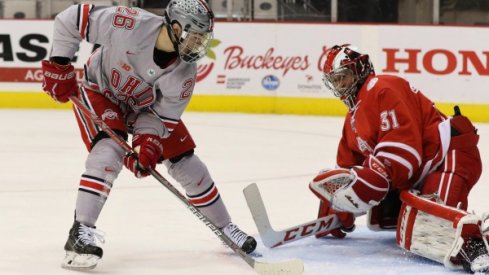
[69,96,304,275]
[244,183,343,248]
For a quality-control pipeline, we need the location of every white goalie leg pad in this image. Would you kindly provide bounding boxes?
[483,212,489,253]
[397,190,483,270]
[483,212,489,238]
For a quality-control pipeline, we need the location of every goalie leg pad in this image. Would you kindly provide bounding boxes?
[483,213,489,238]
[396,191,486,271]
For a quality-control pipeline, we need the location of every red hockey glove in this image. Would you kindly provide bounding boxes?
[315,200,355,239]
[41,60,78,103]
[123,154,149,178]
[450,106,479,149]
[123,134,163,178]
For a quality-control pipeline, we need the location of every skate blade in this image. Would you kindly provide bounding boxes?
[61,251,100,270]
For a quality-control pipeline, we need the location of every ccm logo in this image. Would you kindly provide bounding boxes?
[282,216,336,242]
[44,71,75,80]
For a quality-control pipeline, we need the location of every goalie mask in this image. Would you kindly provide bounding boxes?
[322,45,374,110]
[165,0,214,64]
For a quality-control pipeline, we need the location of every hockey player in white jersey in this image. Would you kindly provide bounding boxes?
[41,0,256,270]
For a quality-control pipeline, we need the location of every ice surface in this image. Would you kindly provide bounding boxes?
[0,110,487,275]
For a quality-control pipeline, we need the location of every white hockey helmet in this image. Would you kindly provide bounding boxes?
[165,0,214,63]
[322,44,374,109]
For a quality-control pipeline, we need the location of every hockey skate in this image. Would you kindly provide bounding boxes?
[460,239,489,274]
[222,222,257,254]
[459,238,489,274]
[62,221,105,270]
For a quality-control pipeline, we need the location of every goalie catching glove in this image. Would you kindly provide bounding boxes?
[41,59,78,103]
[123,134,164,178]
[309,162,390,213]
[309,156,391,237]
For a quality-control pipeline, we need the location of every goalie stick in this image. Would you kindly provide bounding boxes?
[244,183,343,248]
[69,96,304,275]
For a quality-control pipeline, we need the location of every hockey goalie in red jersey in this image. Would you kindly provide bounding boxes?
[308,44,488,273]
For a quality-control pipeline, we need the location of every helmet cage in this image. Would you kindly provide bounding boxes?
[177,26,213,63]
[322,63,359,99]
[165,0,214,64]
[322,45,374,109]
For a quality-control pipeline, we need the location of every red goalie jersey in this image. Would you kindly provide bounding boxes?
[337,74,481,208]
[337,74,447,190]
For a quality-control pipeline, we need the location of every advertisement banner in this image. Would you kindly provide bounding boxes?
[1,20,488,106]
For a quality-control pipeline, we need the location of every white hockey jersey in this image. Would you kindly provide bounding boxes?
[50,4,197,138]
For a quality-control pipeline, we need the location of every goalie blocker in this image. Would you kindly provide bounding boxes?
[398,190,489,273]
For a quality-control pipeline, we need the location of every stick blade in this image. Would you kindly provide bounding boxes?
[243,183,272,231]
[253,259,304,275]
[243,183,282,248]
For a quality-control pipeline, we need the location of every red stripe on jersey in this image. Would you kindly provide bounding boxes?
[80,178,111,195]
[74,103,98,141]
[189,185,219,206]
[79,88,100,137]
[75,103,99,139]
[79,4,92,39]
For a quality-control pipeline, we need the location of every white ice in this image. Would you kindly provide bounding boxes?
[1,110,488,275]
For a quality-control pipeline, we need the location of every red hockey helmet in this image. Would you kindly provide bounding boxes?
[322,45,374,109]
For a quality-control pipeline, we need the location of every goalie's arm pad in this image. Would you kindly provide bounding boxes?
[397,191,483,270]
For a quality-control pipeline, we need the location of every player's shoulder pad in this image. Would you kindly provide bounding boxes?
[364,75,405,91]
[363,75,410,98]
[128,8,164,47]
